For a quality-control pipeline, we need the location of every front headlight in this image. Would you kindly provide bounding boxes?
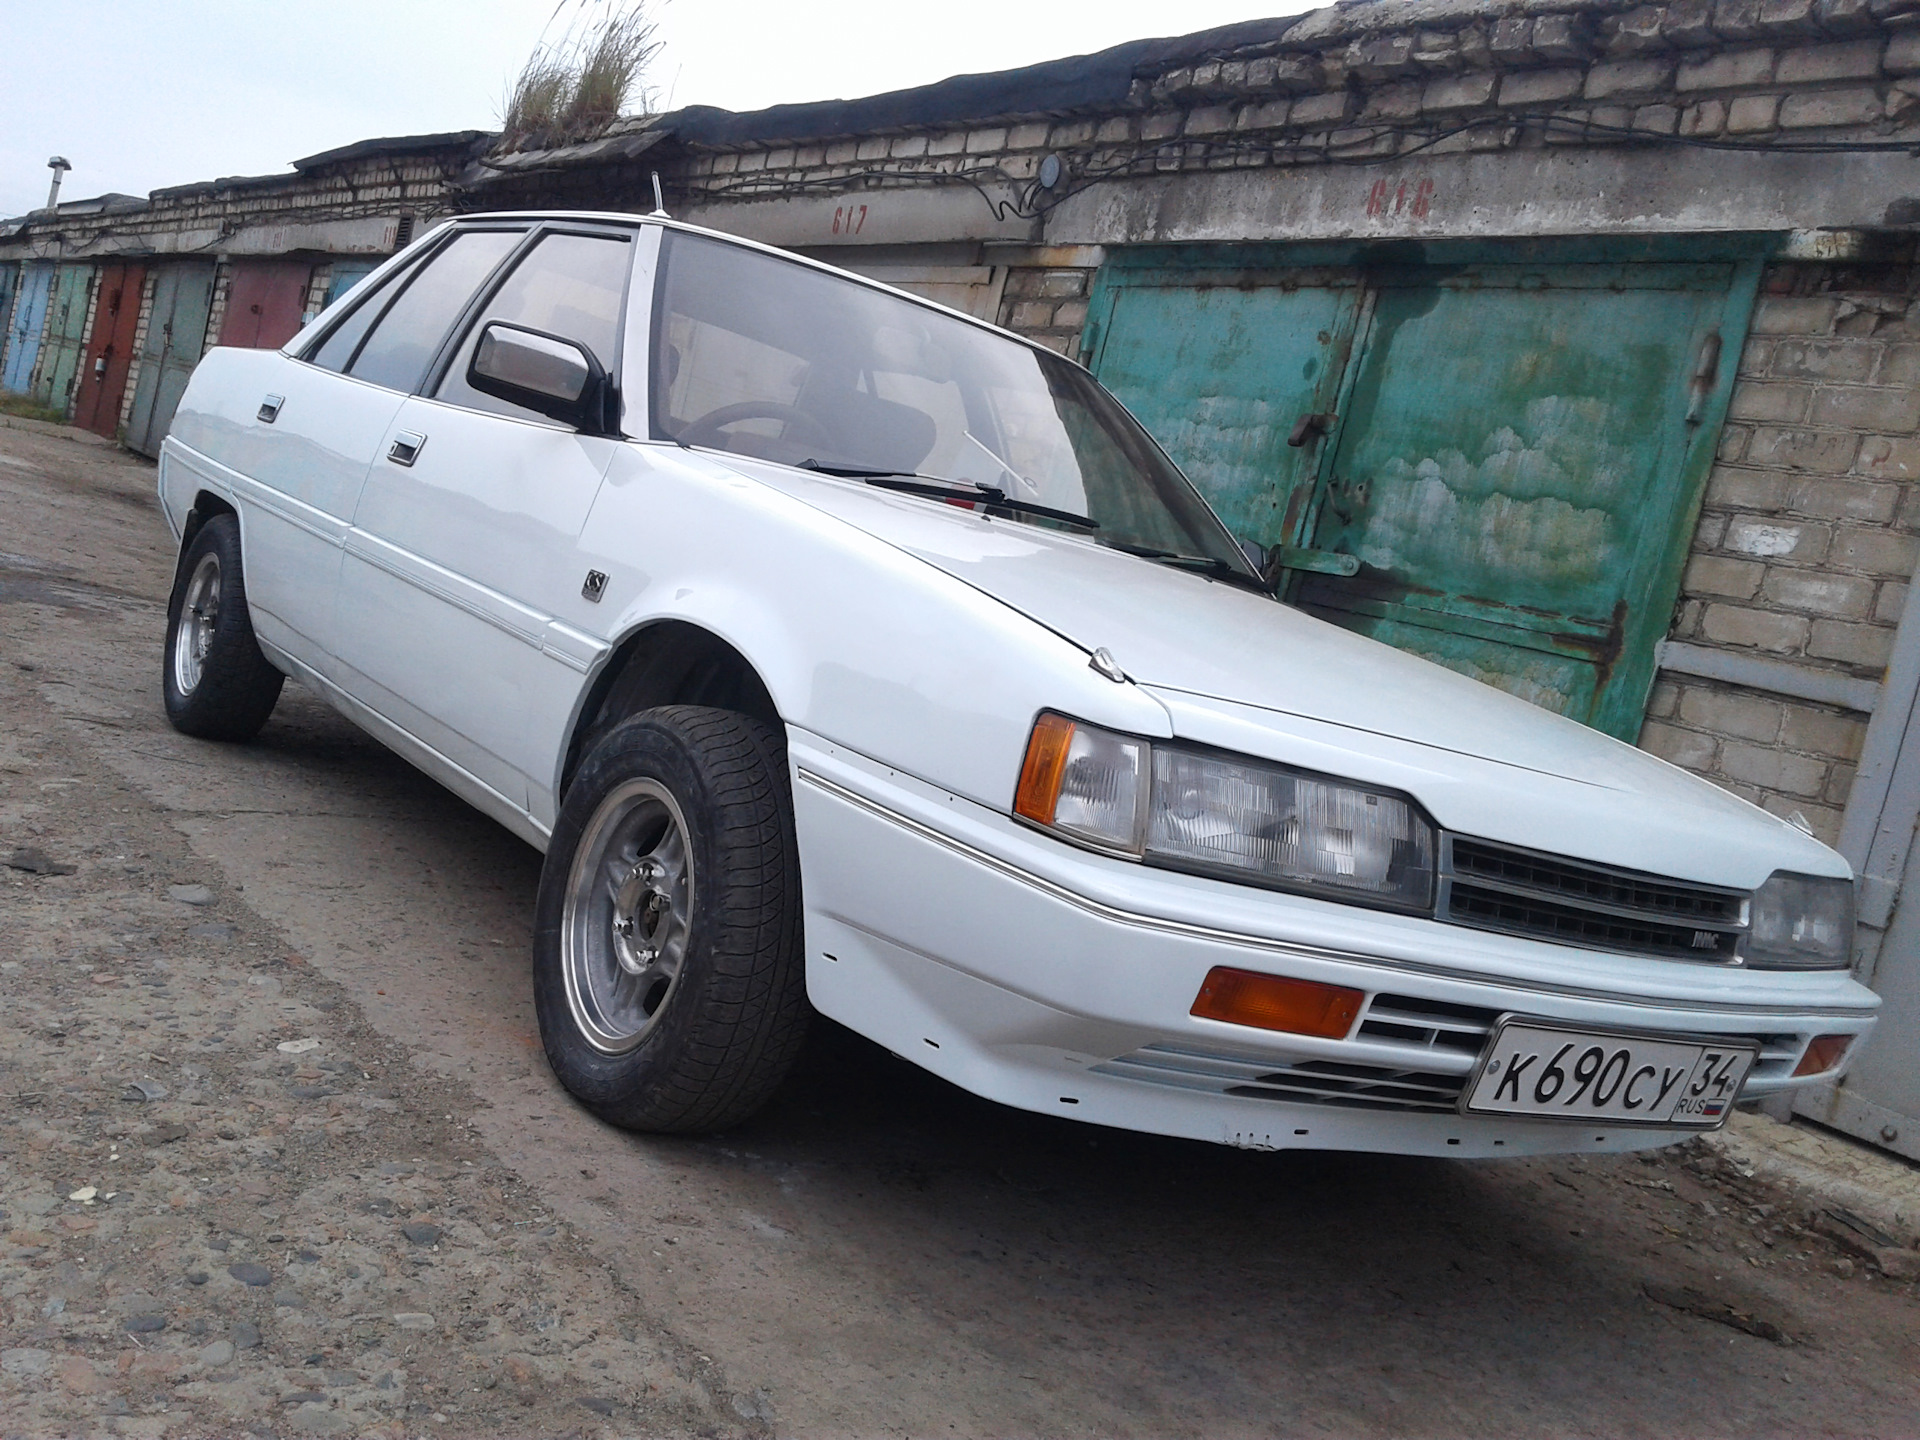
[1744,870,1855,970]
[1014,713,1436,911]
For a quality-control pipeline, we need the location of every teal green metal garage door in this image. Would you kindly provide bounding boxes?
[1086,243,1762,741]
[127,262,216,458]
[31,263,95,415]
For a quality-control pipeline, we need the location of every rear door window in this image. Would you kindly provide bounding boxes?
[435,230,633,422]
[341,230,523,393]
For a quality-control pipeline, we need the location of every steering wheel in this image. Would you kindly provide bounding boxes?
[678,400,837,454]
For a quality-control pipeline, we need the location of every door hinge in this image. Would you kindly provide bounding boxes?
[1271,546,1360,578]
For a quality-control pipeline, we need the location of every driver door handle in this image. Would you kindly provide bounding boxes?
[387,431,426,467]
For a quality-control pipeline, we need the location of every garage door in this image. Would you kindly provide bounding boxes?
[218,258,314,350]
[2,263,53,396]
[1086,243,1761,741]
[127,261,217,458]
[31,263,95,415]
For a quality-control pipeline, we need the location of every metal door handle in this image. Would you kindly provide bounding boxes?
[257,394,284,424]
[387,431,425,467]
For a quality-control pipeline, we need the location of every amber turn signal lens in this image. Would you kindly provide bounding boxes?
[1792,1032,1853,1078]
[1014,713,1077,825]
[1190,967,1365,1039]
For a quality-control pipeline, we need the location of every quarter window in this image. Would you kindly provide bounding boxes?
[343,230,523,393]
[436,231,632,422]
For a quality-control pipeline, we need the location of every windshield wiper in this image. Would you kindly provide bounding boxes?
[798,460,1098,531]
[1103,541,1273,595]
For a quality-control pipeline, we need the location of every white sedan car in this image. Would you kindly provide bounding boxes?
[157,212,1876,1156]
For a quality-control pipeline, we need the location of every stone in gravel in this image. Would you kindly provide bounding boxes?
[1,1348,52,1378]
[188,922,233,940]
[124,1313,167,1333]
[273,1289,305,1309]
[198,1339,235,1367]
[208,1236,230,1251]
[392,1312,435,1330]
[231,1322,262,1350]
[289,1085,336,1100]
[277,1037,322,1054]
[578,1397,618,1416]
[186,1269,209,1285]
[229,1262,272,1287]
[122,1079,169,1102]
[147,1122,188,1144]
[19,1195,58,1216]
[7,847,76,875]
[376,1161,414,1177]
[288,1403,350,1435]
[401,1222,442,1247]
[1874,1246,1920,1281]
[167,883,213,904]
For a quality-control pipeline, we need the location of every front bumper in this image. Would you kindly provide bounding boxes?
[789,731,1879,1157]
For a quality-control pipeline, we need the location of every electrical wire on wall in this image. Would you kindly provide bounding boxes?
[679,107,1920,226]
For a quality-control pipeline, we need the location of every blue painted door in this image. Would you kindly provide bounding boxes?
[2,263,53,395]
[0,266,18,367]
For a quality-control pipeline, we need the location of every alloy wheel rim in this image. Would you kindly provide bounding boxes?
[561,778,695,1054]
[172,552,221,696]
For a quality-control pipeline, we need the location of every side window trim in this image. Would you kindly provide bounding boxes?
[424,221,639,428]
[293,236,444,366]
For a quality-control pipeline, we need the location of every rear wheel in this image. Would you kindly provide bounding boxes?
[162,513,284,741]
[533,705,809,1132]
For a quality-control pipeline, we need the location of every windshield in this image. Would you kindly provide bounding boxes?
[650,230,1254,572]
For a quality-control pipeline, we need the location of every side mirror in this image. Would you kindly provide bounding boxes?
[467,321,616,434]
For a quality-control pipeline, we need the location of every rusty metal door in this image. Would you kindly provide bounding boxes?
[31,263,96,415]
[1088,244,1760,741]
[218,259,314,350]
[1086,261,1364,564]
[1295,260,1757,739]
[2,263,53,396]
[73,261,146,439]
[127,261,216,458]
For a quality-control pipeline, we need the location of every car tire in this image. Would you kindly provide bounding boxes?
[533,705,810,1132]
[162,513,286,741]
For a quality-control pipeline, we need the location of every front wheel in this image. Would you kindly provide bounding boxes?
[162,513,285,741]
[532,705,809,1132]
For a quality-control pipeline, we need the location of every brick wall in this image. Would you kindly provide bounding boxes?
[1640,259,1920,841]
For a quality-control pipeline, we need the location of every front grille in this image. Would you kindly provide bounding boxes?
[1093,1039,1468,1113]
[1439,836,1747,962]
[1357,993,1499,1054]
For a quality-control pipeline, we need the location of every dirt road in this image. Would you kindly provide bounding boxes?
[3,419,1918,1438]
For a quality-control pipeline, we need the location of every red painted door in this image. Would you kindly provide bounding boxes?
[73,260,145,439]
[218,259,313,350]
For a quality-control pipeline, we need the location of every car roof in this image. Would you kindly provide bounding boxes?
[442,209,1076,367]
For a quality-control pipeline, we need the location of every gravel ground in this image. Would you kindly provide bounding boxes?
[2,416,1918,1439]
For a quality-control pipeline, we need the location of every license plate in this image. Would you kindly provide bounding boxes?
[1463,1020,1756,1129]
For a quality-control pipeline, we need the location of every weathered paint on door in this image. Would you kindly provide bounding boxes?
[1087,242,1760,740]
[31,263,96,415]
[126,262,217,458]
[0,266,18,363]
[1298,260,1759,739]
[1,263,54,396]
[73,261,147,439]
[1089,265,1362,551]
[218,259,313,350]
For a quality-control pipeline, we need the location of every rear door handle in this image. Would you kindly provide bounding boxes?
[387,431,425,467]
[257,394,284,424]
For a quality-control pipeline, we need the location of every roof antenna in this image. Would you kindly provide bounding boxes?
[649,170,669,219]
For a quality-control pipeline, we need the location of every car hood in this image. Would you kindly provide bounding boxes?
[715,456,1846,883]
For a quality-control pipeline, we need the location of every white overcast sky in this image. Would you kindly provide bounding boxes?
[0,0,1314,219]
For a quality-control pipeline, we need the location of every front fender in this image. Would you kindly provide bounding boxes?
[572,443,1173,813]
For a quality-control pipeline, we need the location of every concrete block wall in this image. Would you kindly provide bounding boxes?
[1641,258,1920,841]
